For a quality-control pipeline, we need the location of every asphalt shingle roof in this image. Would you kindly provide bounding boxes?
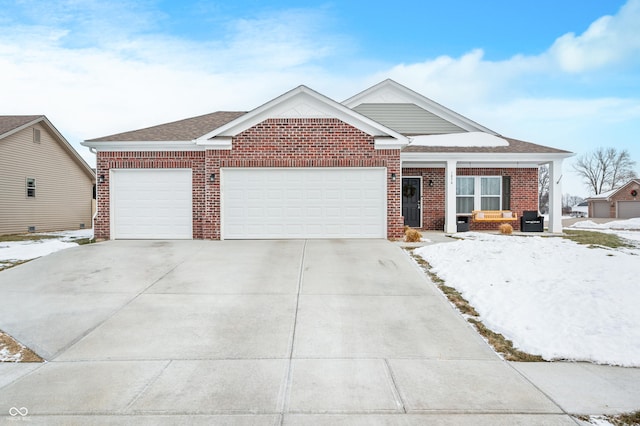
[86,111,247,142]
[402,136,571,154]
[0,115,43,138]
[85,109,570,155]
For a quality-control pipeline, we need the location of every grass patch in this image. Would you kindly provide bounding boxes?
[0,330,44,363]
[439,284,479,317]
[612,410,640,425]
[0,260,30,272]
[563,230,633,249]
[407,248,544,362]
[0,234,57,242]
[74,238,95,245]
[468,319,544,362]
[578,411,640,426]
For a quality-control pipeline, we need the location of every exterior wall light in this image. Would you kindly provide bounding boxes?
[98,174,105,184]
[391,173,396,181]
[209,173,216,182]
[428,179,434,187]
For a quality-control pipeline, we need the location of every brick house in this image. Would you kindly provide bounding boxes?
[586,179,640,218]
[82,80,572,240]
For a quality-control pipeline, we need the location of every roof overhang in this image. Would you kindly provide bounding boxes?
[401,151,574,168]
[81,140,201,151]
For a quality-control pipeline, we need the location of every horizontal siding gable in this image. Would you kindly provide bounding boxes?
[0,124,94,234]
[353,103,466,135]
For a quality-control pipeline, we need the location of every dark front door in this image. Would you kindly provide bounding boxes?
[402,178,421,227]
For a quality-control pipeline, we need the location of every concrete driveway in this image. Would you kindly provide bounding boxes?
[0,239,574,424]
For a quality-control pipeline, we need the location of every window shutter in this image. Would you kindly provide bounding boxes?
[502,176,511,210]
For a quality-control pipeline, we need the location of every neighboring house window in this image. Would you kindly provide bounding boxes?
[456,176,502,213]
[26,178,36,197]
[33,128,41,143]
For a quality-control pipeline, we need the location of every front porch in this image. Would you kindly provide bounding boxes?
[401,157,566,234]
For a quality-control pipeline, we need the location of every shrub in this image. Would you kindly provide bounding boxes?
[499,223,513,235]
[404,227,422,242]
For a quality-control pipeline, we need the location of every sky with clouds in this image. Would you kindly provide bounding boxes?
[1,0,639,196]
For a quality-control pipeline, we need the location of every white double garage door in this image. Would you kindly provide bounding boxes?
[110,168,387,239]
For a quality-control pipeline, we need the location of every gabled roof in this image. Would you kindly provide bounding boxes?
[196,85,408,149]
[0,115,45,139]
[586,179,640,201]
[82,80,571,158]
[0,115,95,181]
[86,111,246,142]
[342,79,497,135]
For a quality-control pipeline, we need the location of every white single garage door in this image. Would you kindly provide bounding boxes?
[592,201,610,218]
[222,168,387,239]
[618,201,640,218]
[111,169,192,239]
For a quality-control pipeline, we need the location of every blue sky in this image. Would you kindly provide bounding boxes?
[1,0,639,196]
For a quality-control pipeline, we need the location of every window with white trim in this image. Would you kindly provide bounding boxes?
[456,176,502,213]
[26,178,36,198]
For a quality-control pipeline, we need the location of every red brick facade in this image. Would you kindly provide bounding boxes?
[402,167,539,231]
[95,118,404,240]
[95,151,206,240]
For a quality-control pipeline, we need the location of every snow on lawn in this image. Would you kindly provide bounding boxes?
[570,218,640,243]
[571,218,640,231]
[0,229,93,262]
[415,231,640,367]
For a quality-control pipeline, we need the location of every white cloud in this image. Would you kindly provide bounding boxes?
[0,3,348,151]
[372,0,640,107]
[548,0,640,72]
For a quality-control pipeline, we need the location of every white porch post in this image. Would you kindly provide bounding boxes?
[444,160,458,233]
[548,159,564,233]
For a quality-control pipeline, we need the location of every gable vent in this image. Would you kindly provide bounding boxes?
[33,128,41,143]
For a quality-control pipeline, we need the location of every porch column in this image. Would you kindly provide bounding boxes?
[548,159,564,233]
[444,160,457,233]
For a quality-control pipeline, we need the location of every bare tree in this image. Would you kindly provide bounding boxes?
[573,147,637,194]
[562,194,584,214]
[538,165,549,214]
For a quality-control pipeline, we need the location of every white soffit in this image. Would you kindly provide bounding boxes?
[409,132,509,147]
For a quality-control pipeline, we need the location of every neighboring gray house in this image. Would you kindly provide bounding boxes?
[571,201,588,218]
[586,179,640,219]
[0,115,95,235]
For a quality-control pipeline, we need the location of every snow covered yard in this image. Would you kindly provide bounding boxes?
[415,220,640,367]
[570,217,640,242]
[0,229,93,271]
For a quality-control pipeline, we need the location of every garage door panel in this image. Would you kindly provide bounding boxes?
[619,201,640,218]
[222,168,386,239]
[593,201,610,218]
[111,169,192,239]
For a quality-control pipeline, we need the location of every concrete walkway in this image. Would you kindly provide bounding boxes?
[0,239,637,424]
